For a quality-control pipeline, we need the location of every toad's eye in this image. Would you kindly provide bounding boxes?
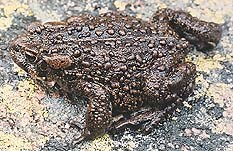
[25,52,37,62]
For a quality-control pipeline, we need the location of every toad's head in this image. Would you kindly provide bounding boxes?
[9,22,73,80]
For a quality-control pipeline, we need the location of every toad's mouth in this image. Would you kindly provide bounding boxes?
[33,76,57,89]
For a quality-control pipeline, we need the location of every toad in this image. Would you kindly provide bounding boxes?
[9,8,222,142]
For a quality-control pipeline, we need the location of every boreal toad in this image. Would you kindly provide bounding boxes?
[9,8,222,142]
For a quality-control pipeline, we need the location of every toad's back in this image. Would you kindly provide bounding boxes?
[25,12,188,85]
[10,12,191,109]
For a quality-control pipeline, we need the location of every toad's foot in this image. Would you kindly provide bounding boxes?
[108,104,177,134]
[151,8,222,51]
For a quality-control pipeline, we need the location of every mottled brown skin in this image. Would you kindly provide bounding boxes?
[9,8,222,142]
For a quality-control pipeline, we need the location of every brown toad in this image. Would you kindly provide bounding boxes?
[9,8,222,141]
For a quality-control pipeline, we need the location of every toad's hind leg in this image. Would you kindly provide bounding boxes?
[151,8,222,50]
[109,63,196,134]
[73,82,112,144]
[144,62,196,108]
[142,62,196,132]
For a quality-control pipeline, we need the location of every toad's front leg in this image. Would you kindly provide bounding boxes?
[74,82,112,144]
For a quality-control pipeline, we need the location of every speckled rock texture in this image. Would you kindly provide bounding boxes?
[0,0,233,151]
